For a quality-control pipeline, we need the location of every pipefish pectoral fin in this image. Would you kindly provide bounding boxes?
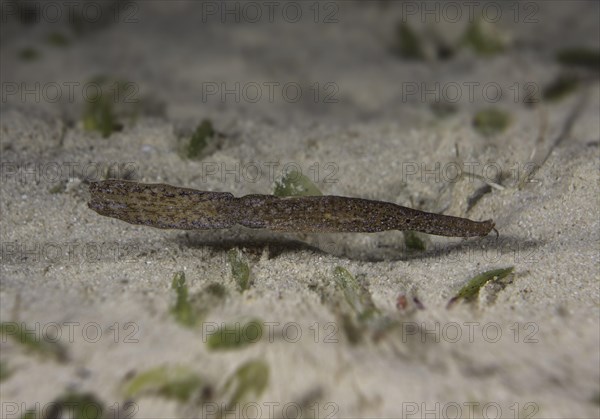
[88,180,236,229]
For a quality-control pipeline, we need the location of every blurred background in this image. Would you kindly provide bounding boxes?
[2,0,598,130]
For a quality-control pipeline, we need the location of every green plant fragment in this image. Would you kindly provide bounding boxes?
[0,322,68,362]
[448,267,514,308]
[333,267,379,321]
[53,392,104,419]
[222,360,269,405]
[187,119,216,159]
[49,183,65,194]
[123,365,203,402]
[543,74,580,101]
[395,22,425,60]
[228,249,251,291]
[462,20,506,56]
[47,32,70,47]
[340,313,363,344]
[170,271,197,327]
[20,410,37,419]
[473,108,511,136]
[82,76,148,138]
[403,231,426,251]
[83,95,122,138]
[22,392,105,418]
[273,170,322,197]
[557,48,600,70]
[0,361,12,382]
[206,319,263,350]
[18,47,40,61]
[204,282,228,298]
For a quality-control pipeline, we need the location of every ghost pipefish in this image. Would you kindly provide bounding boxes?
[88,180,496,238]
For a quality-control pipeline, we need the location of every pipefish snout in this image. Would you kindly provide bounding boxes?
[88,180,496,238]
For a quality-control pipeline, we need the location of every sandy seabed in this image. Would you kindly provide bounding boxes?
[1,1,599,418]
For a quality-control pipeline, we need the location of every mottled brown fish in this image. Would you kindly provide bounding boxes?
[88,180,496,238]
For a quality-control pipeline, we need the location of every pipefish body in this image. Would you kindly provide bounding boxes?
[88,180,496,238]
